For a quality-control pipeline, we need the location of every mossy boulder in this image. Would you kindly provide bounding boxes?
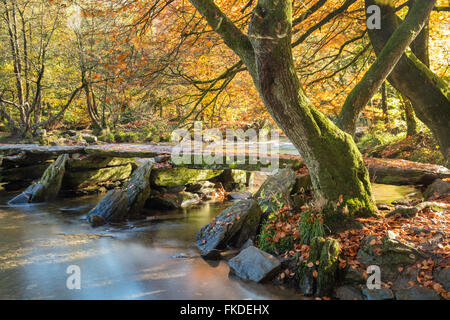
[150,167,223,187]
[196,199,262,257]
[296,236,340,297]
[254,168,297,217]
[357,233,426,279]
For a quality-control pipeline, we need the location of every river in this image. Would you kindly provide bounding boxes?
[0,181,421,300]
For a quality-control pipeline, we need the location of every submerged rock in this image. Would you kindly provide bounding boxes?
[87,189,129,227]
[228,246,281,282]
[150,167,223,187]
[196,199,262,257]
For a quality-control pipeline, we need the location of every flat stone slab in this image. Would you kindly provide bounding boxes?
[228,246,281,282]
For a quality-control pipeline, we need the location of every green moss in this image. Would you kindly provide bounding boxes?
[150,167,223,187]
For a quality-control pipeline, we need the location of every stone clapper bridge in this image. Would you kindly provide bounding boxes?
[1,143,449,227]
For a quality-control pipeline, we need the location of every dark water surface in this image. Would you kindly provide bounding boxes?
[0,194,300,300]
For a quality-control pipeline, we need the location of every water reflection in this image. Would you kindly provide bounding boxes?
[0,194,299,300]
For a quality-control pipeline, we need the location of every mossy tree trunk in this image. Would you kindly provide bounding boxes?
[400,95,419,137]
[365,0,450,165]
[337,0,436,136]
[189,0,376,219]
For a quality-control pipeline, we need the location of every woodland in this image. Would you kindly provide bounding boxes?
[0,0,449,301]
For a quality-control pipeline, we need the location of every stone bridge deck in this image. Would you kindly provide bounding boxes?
[0,143,449,184]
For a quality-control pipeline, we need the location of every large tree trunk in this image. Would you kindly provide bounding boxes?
[189,0,376,223]
[365,0,450,165]
[337,0,436,136]
[248,0,375,220]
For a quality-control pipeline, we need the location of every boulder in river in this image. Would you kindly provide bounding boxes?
[254,168,297,217]
[196,199,262,257]
[125,160,153,215]
[150,167,223,187]
[87,189,129,227]
[228,246,281,282]
[8,154,69,204]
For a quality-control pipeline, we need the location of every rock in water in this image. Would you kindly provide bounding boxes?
[8,154,69,204]
[253,168,297,217]
[228,246,281,282]
[87,189,129,227]
[196,199,262,257]
[125,160,153,216]
[147,191,200,210]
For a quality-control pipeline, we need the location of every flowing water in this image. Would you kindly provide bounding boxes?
[0,194,302,300]
[0,182,420,300]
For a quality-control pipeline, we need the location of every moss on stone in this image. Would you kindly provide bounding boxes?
[150,167,223,187]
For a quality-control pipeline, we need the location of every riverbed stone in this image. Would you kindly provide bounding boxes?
[228,246,281,282]
[361,287,394,300]
[150,167,223,187]
[196,199,262,257]
[87,189,129,226]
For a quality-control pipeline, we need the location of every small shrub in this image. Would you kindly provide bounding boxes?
[298,211,325,245]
